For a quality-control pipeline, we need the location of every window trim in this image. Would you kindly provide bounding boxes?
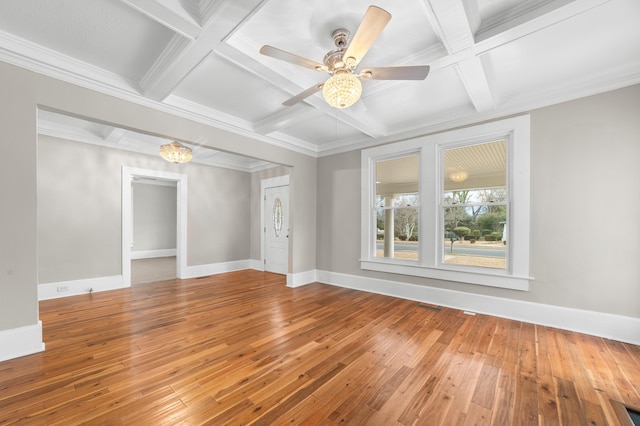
[360,115,531,291]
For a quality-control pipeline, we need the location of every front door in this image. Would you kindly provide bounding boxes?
[264,185,289,274]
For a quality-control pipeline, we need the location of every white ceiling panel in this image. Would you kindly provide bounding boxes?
[173,53,287,122]
[280,113,371,147]
[484,0,640,104]
[0,0,174,81]
[363,67,475,132]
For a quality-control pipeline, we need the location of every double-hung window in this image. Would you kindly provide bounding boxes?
[361,116,531,290]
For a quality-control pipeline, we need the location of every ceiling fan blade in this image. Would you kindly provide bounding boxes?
[360,65,430,80]
[282,83,324,106]
[260,45,327,72]
[343,6,391,68]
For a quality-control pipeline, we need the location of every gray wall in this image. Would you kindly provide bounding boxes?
[132,182,177,252]
[317,84,640,318]
[1,59,317,335]
[37,135,252,284]
[0,63,37,330]
[186,158,251,266]
[2,55,636,338]
[38,136,122,283]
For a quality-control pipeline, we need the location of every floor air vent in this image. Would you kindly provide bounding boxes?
[417,304,442,312]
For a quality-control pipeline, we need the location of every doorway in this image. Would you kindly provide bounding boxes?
[261,175,289,275]
[130,179,177,284]
[122,167,188,287]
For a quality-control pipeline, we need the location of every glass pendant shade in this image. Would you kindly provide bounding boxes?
[322,70,362,108]
[160,142,192,164]
[449,170,469,182]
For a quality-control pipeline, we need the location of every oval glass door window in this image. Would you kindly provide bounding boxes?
[273,197,283,237]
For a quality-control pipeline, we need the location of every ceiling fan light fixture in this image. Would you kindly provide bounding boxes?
[160,141,192,164]
[322,70,362,108]
[449,170,469,182]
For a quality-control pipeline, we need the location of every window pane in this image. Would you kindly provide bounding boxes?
[444,140,506,192]
[376,207,419,260]
[443,206,506,269]
[442,140,507,269]
[375,154,419,261]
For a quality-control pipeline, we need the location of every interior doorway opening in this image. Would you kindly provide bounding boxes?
[122,167,188,287]
[130,178,177,285]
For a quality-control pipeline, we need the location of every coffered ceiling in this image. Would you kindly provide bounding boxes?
[1,0,639,160]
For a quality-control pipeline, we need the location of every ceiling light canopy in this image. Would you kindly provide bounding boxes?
[322,69,362,109]
[449,170,468,182]
[160,141,192,164]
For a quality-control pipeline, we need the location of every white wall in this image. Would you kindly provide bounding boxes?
[316,84,640,319]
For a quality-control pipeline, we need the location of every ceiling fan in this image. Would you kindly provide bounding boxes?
[259,5,430,109]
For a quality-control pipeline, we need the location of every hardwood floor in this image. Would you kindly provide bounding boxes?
[1,270,639,425]
[131,256,176,285]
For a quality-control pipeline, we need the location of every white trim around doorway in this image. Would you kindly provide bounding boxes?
[122,167,188,287]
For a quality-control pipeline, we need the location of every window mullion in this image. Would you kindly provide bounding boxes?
[422,145,437,267]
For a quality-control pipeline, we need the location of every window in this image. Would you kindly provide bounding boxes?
[361,116,531,290]
[442,140,507,270]
[375,154,420,261]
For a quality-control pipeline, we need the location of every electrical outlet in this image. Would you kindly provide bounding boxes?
[57,286,69,292]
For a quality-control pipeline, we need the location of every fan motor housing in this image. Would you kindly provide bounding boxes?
[324,28,351,72]
[323,49,346,72]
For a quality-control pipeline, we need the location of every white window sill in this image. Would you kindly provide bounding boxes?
[360,259,531,291]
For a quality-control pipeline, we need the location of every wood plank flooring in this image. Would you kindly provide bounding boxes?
[1,270,639,425]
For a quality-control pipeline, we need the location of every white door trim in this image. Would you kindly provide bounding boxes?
[260,175,290,272]
[122,167,188,287]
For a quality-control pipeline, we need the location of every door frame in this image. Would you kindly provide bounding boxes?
[122,167,188,287]
[260,175,290,272]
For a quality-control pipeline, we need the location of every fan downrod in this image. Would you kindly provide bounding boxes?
[331,29,350,48]
[323,29,353,72]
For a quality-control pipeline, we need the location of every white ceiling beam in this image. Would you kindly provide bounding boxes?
[424,0,495,112]
[424,0,475,52]
[119,0,202,40]
[424,0,611,75]
[422,0,611,113]
[456,57,495,112]
[100,126,129,144]
[139,0,267,101]
[254,104,322,135]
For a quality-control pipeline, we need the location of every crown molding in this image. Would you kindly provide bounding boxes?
[0,30,141,93]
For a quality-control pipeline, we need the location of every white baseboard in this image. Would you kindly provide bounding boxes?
[316,270,640,346]
[130,249,176,260]
[38,275,125,300]
[183,259,252,279]
[0,321,45,362]
[250,259,264,271]
[38,259,254,300]
[286,270,318,288]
